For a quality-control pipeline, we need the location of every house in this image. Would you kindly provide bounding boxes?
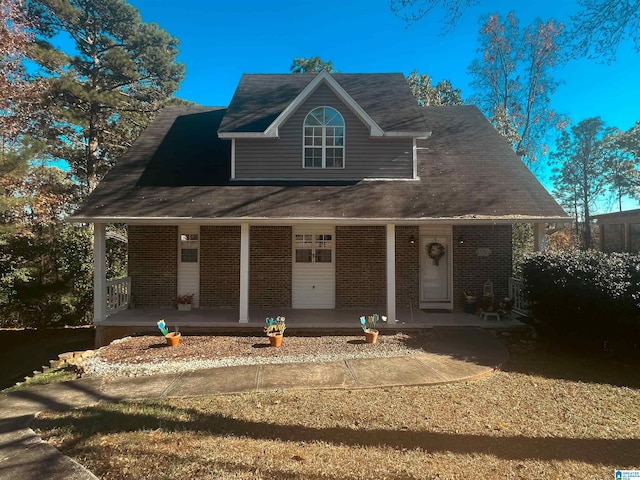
[593,209,640,252]
[70,71,568,345]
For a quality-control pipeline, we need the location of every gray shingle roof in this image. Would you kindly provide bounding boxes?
[218,73,429,134]
[71,102,567,222]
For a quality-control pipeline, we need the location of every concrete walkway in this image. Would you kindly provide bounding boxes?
[0,327,509,480]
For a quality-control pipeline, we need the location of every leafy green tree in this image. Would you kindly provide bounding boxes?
[290,56,335,73]
[0,165,94,327]
[28,0,185,193]
[551,117,611,249]
[406,70,463,106]
[468,12,566,164]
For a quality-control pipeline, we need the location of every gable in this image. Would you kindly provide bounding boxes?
[232,83,415,180]
[218,73,430,138]
[263,70,383,138]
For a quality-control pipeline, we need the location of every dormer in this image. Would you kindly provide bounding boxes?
[218,72,431,181]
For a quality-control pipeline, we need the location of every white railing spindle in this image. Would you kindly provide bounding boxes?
[106,276,131,315]
[508,277,530,316]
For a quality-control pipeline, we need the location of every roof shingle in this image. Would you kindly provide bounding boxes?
[71,103,567,222]
[218,73,429,134]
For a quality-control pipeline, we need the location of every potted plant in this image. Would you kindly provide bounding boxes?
[463,290,477,314]
[360,314,387,344]
[157,319,181,347]
[499,297,514,321]
[176,293,194,311]
[264,316,286,347]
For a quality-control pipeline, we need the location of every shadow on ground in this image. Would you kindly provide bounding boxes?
[0,328,95,390]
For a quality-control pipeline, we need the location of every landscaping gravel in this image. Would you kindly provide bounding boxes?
[86,331,435,377]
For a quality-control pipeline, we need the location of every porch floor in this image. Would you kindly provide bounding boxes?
[99,308,525,331]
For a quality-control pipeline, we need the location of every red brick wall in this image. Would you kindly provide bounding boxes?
[249,226,292,308]
[395,226,420,310]
[335,226,386,309]
[452,225,512,310]
[128,225,177,308]
[200,226,240,308]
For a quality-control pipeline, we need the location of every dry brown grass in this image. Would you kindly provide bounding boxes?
[34,336,640,480]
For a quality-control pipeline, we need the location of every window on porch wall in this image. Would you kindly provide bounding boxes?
[180,233,199,262]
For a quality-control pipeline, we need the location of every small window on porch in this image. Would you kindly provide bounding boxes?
[180,233,199,263]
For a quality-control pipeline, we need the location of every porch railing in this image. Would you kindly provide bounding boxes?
[106,276,131,316]
[508,277,530,316]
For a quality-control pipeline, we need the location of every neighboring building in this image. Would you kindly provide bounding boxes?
[593,209,640,253]
[70,71,568,342]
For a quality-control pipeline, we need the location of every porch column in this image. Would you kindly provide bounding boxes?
[533,223,547,252]
[239,223,249,323]
[386,224,396,322]
[93,222,107,322]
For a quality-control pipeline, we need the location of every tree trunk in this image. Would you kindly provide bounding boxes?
[86,112,99,194]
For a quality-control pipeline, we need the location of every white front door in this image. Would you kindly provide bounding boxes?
[178,225,200,308]
[292,226,335,308]
[420,235,451,306]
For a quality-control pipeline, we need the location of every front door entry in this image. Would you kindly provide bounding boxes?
[420,235,451,306]
[292,226,335,308]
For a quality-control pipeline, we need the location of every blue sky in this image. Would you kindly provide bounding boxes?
[128,0,639,133]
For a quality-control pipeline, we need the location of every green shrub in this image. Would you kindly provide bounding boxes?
[522,250,640,343]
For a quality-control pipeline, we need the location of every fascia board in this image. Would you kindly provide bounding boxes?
[68,215,572,225]
[382,131,432,138]
[217,131,277,139]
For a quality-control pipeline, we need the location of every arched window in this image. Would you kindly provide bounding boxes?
[303,106,344,168]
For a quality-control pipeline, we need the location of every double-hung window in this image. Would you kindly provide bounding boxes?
[303,106,344,168]
[180,233,199,263]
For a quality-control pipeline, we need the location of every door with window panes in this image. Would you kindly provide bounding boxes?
[178,226,200,308]
[292,226,335,308]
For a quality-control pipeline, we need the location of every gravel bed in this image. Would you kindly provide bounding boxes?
[86,331,435,377]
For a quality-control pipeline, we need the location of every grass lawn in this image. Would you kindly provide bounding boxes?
[33,336,640,480]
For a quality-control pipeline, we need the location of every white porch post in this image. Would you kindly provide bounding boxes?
[239,223,250,323]
[386,224,396,322]
[533,223,547,252]
[93,222,107,322]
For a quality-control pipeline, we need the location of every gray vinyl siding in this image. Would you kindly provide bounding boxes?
[234,83,414,180]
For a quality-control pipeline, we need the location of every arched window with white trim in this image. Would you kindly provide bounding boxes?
[303,106,345,168]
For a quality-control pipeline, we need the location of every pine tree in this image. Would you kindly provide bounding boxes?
[28,0,185,193]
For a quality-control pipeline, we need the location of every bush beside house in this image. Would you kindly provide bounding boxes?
[522,250,640,355]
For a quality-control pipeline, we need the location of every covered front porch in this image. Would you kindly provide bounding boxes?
[94,307,527,346]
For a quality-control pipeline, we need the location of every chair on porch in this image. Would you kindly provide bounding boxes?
[480,280,500,321]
